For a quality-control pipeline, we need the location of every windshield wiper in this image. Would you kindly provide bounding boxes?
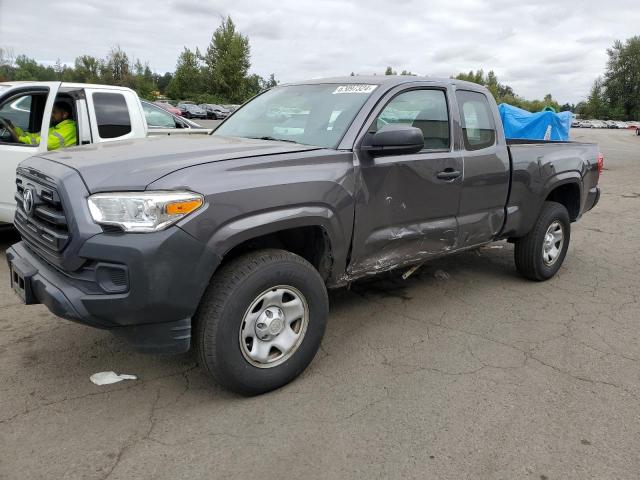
[249,136,301,144]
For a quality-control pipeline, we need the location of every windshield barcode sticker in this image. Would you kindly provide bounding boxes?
[332,84,377,94]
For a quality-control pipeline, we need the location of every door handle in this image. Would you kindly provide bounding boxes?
[436,169,461,180]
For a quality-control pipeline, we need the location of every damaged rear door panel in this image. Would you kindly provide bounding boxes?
[454,89,511,248]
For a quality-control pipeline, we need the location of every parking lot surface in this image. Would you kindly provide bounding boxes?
[1,129,639,479]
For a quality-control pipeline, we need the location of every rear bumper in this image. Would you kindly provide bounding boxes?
[6,227,221,353]
[585,186,600,212]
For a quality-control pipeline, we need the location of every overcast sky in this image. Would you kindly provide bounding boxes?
[1,0,638,104]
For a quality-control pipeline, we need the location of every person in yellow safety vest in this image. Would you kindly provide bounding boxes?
[6,101,77,150]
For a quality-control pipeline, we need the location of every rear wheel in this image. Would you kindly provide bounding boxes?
[514,201,571,281]
[196,249,328,395]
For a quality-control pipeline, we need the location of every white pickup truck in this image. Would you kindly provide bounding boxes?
[0,81,210,224]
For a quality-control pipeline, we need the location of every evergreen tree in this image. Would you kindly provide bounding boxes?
[203,17,251,103]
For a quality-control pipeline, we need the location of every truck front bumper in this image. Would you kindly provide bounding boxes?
[6,227,220,354]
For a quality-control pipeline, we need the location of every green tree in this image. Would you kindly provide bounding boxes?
[132,60,156,99]
[13,55,56,81]
[102,46,131,86]
[583,77,609,119]
[0,47,15,81]
[167,47,203,100]
[604,36,640,120]
[73,55,102,83]
[384,66,396,75]
[155,72,173,94]
[203,16,251,103]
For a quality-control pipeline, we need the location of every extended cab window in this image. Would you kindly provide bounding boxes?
[373,89,450,150]
[456,90,496,151]
[93,92,132,139]
[0,92,48,147]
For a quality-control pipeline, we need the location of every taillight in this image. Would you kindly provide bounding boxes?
[597,153,604,177]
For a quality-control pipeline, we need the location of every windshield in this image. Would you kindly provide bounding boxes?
[213,83,378,148]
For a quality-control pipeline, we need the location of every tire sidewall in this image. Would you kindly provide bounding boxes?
[205,257,328,395]
[534,204,571,279]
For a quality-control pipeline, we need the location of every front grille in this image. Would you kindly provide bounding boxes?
[14,171,70,257]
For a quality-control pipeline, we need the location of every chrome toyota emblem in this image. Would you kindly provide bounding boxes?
[23,188,35,216]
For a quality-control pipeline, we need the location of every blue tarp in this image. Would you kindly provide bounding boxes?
[498,103,572,141]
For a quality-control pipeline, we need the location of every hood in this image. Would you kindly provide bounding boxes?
[38,135,320,192]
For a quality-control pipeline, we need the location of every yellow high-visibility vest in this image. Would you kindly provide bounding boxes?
[16,119,77,151]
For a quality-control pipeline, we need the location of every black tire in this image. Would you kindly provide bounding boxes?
[196,249,329,395]
[514,201,571,281]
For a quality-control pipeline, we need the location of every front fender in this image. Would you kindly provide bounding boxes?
[203,205,350,286]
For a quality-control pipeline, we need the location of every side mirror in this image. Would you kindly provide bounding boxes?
[361,124,424,156]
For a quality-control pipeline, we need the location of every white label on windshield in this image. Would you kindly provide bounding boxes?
[332,84,377,94]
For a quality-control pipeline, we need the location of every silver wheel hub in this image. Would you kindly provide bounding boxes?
[542,221,564,266]
[239,286,309,368]
[255,307,285,340]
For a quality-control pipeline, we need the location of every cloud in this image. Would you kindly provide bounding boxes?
[1,0,640,103]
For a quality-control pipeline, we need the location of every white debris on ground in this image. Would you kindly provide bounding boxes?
[90,371,138,386]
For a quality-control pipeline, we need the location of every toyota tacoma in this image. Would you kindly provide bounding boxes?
[6,76,602,395]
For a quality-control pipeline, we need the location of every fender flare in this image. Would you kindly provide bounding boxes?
[205,205,348,275]
[542,171,583,200]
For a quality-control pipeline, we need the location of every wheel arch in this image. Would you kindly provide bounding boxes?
[205,206,348,285]
[543,175,583,221]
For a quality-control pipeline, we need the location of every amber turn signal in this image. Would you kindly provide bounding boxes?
[166,198,203,216]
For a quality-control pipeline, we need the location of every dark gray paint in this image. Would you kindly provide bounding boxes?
[25,75,600,291]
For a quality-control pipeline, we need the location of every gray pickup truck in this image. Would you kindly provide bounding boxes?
[6,76,601,395]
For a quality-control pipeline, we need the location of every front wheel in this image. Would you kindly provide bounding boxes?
[195,249,329,395]
[514,201,571,281]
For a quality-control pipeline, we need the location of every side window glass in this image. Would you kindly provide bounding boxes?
[456,90,496,151]
[374,89,450,150]
[93,93,132,139]
[0,93,45,147]
[142,102,176,128]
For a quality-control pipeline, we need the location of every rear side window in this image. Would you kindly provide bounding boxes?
[456,90,496,151]
[374,89,450,150]
[93,93,131,138]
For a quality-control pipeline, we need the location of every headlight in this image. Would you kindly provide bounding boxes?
[87,191,204,233]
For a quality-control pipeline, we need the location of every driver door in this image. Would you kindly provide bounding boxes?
[0,82,60,223]
[348,85,464,276]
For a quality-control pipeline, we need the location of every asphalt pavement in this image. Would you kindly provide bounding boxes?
[1,128,639,479]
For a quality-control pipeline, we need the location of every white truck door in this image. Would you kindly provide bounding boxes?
[0,82,60,224]
[85,88,147,142]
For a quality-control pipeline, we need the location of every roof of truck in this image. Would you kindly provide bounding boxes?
[0,81,134,92]
[283,75,485,91]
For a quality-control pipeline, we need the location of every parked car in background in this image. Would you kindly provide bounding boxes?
[590,120,608,129]
[142,100,210,133]
[571,119,581,128]
[154,101,182,116]
[199,104,230,120]
[605,120,618,128]
[579,120,594,128]
[178,103,207,119]
[223,104,240,112]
